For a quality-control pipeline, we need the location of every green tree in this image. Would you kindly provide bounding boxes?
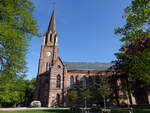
[0,76,27,107]
[23,78,36,107]
[115,0,150,84]
[98,77,111,108]
[0,0,39,106]
[81,89,92,108]
[68,90,78,106]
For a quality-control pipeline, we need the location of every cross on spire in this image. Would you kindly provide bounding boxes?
[48,0,56,10]
[52,1,56,10]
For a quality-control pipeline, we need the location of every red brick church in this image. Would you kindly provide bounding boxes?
[35,11,150,107]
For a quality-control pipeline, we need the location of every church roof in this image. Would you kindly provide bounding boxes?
[64,62,114,71]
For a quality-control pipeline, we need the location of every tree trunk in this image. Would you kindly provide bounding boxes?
[84,98,87,108]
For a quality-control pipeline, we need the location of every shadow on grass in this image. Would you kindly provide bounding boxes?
[112,109,150,113]
[41,109,72,113]
[0,109,73,113]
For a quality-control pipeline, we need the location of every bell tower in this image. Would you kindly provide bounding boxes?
[38,10,58,75]
[36,10,61,107]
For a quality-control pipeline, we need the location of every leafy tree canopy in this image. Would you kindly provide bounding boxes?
[68,90,78,103]
[98,77,111,98]
[115,0,150,44]
[0,0,39,105]
[115,0,150,84]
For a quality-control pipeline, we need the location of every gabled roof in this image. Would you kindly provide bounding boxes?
[64,62,114,71]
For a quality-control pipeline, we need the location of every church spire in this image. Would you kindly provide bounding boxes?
[48,10,56,32]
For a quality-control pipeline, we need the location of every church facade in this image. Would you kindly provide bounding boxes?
[35,11,150,107]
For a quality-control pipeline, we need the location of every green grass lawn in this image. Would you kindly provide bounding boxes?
[0,109,150,113]
[0,109,72,113]
[112,108,150,113]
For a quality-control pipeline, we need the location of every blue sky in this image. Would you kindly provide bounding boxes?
[26,0,131,79]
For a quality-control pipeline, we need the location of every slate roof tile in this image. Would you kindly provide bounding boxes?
[64,62,114,71]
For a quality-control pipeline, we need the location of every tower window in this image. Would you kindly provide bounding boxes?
[56,75,61,88]
[45,34,48,44]
[50,34,52,42]
[46,63,50,71]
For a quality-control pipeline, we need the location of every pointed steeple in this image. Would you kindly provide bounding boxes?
[44,10,58,46]
[48,10,56,32]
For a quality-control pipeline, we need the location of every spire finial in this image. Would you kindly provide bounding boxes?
[52,1,56,10]
[47,0,56,32]
[48,0,56,10]
[47,10,56,32]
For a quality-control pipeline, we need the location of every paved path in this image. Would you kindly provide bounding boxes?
[0,107,70,111]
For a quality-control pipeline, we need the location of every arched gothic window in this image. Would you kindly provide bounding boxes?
[82,76,87,89]
[75,76,78,84]
[56,94,60,104]
[88,76,93,85]
[56,75,61,88]
[95,75,100,84]
[46,63,50,71]
[70,76,74,88]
